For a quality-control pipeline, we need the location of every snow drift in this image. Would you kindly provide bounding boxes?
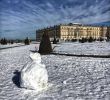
[20,52,48,91]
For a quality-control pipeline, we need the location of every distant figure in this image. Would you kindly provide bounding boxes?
[35,46,38,51]
[20,52,48,91]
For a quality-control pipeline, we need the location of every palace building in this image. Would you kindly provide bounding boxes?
[36,23,110,41]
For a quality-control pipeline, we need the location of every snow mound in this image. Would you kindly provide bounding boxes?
[20,52,48,91]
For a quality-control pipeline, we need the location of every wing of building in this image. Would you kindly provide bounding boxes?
[36,23,110,41]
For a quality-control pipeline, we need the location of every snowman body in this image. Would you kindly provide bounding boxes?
[20,53,48,91]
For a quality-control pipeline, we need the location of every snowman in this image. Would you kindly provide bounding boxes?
[20,52,48,91]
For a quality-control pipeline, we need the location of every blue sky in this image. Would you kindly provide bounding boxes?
[0,0,110,39]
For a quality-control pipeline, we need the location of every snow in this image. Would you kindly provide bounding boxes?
[0,43,24,49]
[0,43,110,100]
[54,41,110,56]
[20,52,48,91]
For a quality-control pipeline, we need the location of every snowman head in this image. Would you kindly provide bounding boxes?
[30,52,41,63]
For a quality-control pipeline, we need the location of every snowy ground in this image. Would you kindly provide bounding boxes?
[0,43,24,49]
[54,41,110,56]
[0,42,39,49]
[0,43,110,100]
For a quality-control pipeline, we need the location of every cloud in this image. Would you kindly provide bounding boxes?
[0,0,110,39]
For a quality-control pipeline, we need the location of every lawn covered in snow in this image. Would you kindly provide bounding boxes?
[54,41,110,56]
[0,43,24,49]
[0,43,110,100]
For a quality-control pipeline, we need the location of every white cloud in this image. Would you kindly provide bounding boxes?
[0,0,110,39]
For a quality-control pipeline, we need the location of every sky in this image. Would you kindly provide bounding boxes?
[0,0,110,39]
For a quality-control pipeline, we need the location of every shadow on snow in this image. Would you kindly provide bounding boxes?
[12,70,21,88]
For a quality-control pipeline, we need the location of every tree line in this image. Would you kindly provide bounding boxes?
[0,37,31,45]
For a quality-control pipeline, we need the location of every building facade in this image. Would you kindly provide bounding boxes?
[36,23,110,41]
